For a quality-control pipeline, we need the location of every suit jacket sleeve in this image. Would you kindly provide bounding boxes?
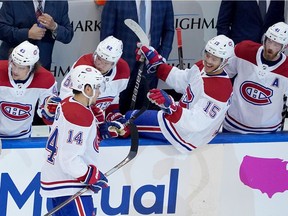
[0,2,30,44]
[158,1,174,60]
[53,1,73,44]
[216,0,235,37]
[0,1,73,44]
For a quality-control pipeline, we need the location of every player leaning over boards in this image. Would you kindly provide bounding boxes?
[125,35,234,153]
[223,22,288,134]
[0,40,60,139]
[41,65,109,215]
[60,36,131,140]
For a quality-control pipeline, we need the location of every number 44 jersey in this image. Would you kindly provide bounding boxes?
[40,96,99,198]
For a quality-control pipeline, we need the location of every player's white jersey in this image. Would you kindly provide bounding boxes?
[223,40,288,133]
[40,97,99,197]
[59,54,130,113]
[0,60,58,139]
[156,61,233,153]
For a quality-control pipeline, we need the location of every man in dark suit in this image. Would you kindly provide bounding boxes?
[0,0,74,126]
[216,0,285,44]
[100,0,174,113]
[0,0,74,70]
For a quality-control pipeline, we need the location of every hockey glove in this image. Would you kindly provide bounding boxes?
[139,45,166,74]
[77,165,108,193]
[147,89,177,115]
[106,112,131,138]
[41,96,61,124]
[98,121,124,140]
[91,105,105,124]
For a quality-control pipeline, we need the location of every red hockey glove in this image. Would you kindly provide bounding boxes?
[41,96,61,124]
[106,112,130,138]
[77,165,108,193]
[139,45,166,74]
[91,105,105,124]
[147,89,177,115]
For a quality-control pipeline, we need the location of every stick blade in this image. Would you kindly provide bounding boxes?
[124,19,149,46]
[128,122,139,154]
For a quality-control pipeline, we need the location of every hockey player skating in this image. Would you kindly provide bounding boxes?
[125,35,234,153]
[222,22,288,133]
[41,65,109,215]
[0,40,60,139]
[60,36,130,139]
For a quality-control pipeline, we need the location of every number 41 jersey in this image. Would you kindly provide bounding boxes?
[223,40,288,133]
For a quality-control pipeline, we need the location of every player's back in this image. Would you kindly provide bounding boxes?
[41,97,98,197]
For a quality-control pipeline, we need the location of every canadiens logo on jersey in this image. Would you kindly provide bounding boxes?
[0,101,32,120]
[96,97,114,110]
[240,81,273,105]
[179,84,194,108]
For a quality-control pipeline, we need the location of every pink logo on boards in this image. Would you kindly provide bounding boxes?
[239,155,288,198]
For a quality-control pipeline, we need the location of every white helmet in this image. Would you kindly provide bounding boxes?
[11,41,39,66]
[265,22,288,47]
[205,35,234,60]
[204,35,234,72]
[70,65,104,101]
[94,36,123,64]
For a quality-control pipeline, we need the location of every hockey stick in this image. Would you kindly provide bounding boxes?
[176,27,184,69]
[43,107,146,216]
[281,95,287,130]
[124,19,149,110]
[130,62,145,110]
